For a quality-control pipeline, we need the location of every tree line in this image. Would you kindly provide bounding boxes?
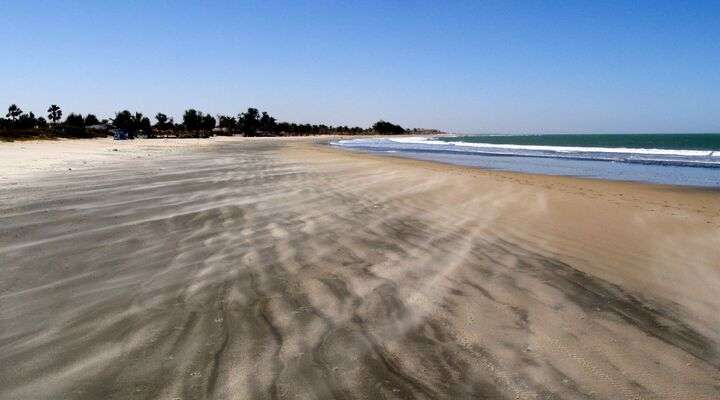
[1,103,410,139]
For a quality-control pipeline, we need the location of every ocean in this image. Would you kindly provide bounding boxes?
[331,133,720,188]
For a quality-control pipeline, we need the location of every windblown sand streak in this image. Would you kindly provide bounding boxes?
[1,139,718,399]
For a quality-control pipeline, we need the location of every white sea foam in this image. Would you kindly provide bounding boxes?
[385,137,718,157]
[331,137,720,186]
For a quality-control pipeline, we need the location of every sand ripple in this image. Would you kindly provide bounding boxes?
[1,140,718,399]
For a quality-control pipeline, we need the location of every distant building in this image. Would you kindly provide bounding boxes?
[87,123,111,131]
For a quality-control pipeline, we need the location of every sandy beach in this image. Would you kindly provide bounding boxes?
[1,137,718,399]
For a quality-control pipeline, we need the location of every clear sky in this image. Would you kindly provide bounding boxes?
[2,1,719,133]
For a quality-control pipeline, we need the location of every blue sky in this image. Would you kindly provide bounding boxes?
[1,1,719,133]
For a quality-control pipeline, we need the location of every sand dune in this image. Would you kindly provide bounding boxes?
[1,138,718,399]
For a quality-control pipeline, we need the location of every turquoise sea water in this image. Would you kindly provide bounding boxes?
[332,133,720,188]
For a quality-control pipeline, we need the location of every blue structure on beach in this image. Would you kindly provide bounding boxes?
[113,129,129,140]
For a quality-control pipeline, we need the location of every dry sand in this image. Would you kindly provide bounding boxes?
[0,137,719,399]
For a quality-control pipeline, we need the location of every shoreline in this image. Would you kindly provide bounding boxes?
[5,135,717,192]
[330,135,720,188]
[1,137,719,399]
[320,140,720,193]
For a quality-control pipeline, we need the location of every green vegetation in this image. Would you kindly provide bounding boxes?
[85,114,100,126]
[112,111,151,138]
[1,103,413,141]
[372,120,405,134]
[182,109,216,136]
[47,105,62,125]
[6,104,22,121]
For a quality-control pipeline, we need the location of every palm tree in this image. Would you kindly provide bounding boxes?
[155,113,168,126]
[6,104,22,121]
[47,104,62,125]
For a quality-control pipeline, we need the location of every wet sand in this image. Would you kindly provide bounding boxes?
[1,138,719,399]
